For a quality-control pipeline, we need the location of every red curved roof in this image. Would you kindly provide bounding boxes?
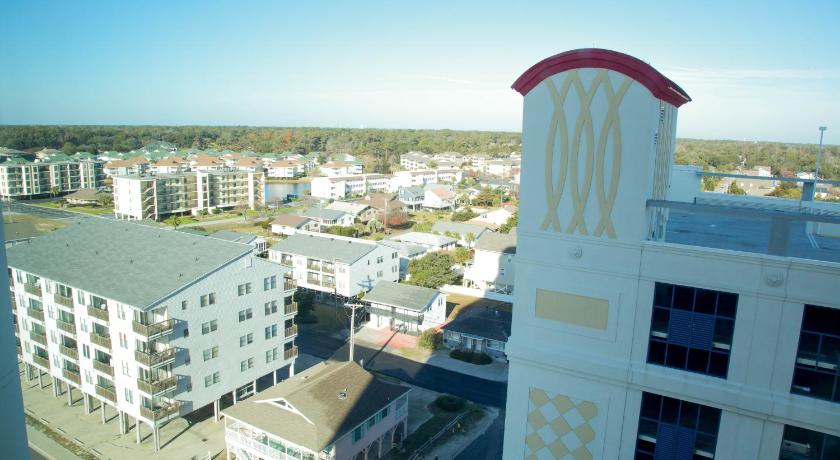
[512,48,691,107]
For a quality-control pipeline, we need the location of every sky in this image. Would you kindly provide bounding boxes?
[1,0,838,144]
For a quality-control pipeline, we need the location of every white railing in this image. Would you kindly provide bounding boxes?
[225,428,319,460]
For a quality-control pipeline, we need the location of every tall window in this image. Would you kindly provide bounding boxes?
[780,425,840,460]
[238,308,253,322]
[265,324,277,339]
[201,320,218,335]
[203,346,219,361]
[791,304,840,403]
[647,283,737,378]
[635,392,721,459]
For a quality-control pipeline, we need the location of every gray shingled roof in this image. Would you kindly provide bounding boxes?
[444,308,511,342]
[271,214,312,228]
[432,221,490,238]
[302,207,347,221]
[474,231,516,254]
[222,362,409,452]
[365,281,439,312]
[270,233,377,264]
[6,219,253,309]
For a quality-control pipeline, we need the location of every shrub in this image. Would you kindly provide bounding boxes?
[418,329,442,350]
[434,395,466,412]
[212,208,223,214]
[450,349,493,365]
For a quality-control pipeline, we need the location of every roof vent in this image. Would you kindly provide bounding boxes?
[337,390,347,400]
[129,259,134,264]
[66,242,69,247]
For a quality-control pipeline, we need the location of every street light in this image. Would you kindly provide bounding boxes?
[815,126,828,180]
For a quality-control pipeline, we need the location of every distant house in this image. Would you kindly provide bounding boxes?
[271,214,317,236]
[190,155,225,172]
[267,159,304,178]
[64,188,108,205]
[443,307,511,359]
[387,232,456,252]
[423,185,457,210]
[463,230,516,294]
[471,206,515,226]
[208,230,268,256]
[397,186,425,210]
[319,160,362,177]
[103,157,150,176]
[234,157,264,172]
[363,193,407,213]
[431,221,491,247]
[326,201,377,222]
[377,240,429,280]
[152,157,187,174]
[223,361,410,460]
[301,207,354,228]
[365,280,447,333]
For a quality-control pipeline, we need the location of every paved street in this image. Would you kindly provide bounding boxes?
[456,409,506,460]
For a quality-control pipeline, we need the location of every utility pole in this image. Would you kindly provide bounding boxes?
[345,302,365,363]
[815,126,828,180]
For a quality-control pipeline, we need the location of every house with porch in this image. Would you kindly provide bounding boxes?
[443,307,511,360]
[364,281,447,333]
[223,361,409,460]
[271,214,318,236]
[302,207,354,228]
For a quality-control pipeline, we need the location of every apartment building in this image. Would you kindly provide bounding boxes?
[391,169,463,189]
[103,157,151,177]
[223,361,409,460]
[319,160,363,177]
[266,159,304,178]
[310,174,390,199]
[399,151,433,170]
[112,170,265,220]
[502,49,840,460]
[463,230,516,295]
[0,155,105,199]
[268,232,399,297]
[8,219,299,452]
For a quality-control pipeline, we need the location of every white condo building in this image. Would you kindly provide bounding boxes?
[391,169,463,188]
[8,220,298,451]
[268,232,399,297]
[0,154,105,199]
[502,49,840,460]
[310,174,391,199]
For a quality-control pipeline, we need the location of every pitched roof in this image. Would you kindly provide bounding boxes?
[388,232,455,247]
[208,230,261,245]
[429,187,456,200]
[302,207,348,222]
[474,231,517,254]
[444,308,511,342]
[325,201,370,216]
[153,157,186,167]
[432,221,490,237]
[270,159,301,167]
[223,362,409,452]
[234,157,263,168]
[271,214,313,228]
[270,233,377,264]
[365,281,440,312]
[6,219,256,308]
[64,188,106,201]
[363,193,405,211]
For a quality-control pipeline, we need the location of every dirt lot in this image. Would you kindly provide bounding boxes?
[444,292,512,321]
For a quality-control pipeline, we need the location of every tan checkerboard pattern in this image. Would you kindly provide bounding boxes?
[523,387,598,460]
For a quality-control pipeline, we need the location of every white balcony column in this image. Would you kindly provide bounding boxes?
[24,364,32,380]
[153,425,160,452]
[37,370,44,389]
[213,399,220,422]
[101,403,107,424]
[66,385,73,406]
[289,362,295,377]
[272,369,277,385]
[52,377,60,397]
[135,418,142,444]
[118,411,127,435]
[83,393,91,414]
[232,389,238,405]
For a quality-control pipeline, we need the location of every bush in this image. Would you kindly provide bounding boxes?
[434,395,466,412]
[418,329,443,350]
[212,208,223,214]
[449,349,493,365]
[198,209,209,216]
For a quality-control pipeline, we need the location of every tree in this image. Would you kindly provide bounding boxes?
[727,181,747,195]
[381,208,409,229]
[766,180,801,199]
[407,252,456,288]
[418,329,443,350]
[49,186,60,199]
[366,218,383,234]
[96,193,113,208]
[464,232,476,246]
[451,247,473,264]
[499,211,518,233]
[166,215,182,229]
[472,187,498,207]
[451,208,478,222]
[429,160,438,169]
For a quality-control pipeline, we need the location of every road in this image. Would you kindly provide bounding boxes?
[456,409,506,460]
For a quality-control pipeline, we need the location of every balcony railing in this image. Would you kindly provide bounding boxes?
[27,307,44,322]
[285,325,298,338]
[132,319,174,338]
[280,258,293,267]
[284,301,298,315]
[32,355,50,370]
[284,279,296,291]
[137,375,177,395]
[30,330,47,346]
[140,401,181,422]
[24,283,42,297]
[135,347,176,367]
[54,293,73,308]
[306,261,322,271]
[87,305,109,321]
[63,368,81,385]
[56,319,76,334]
[284,346,298,361]
[90,332,111,349]
[322,264,335,274]
[59,344,79,360]
[93,359,114,376]
[95,384,116,403]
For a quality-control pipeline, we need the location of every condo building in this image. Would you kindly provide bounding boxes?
[112,170,265,220]
[310,174,391,199]
[0,155,105,199]
[502,49,840,460]
[8,219,298,451]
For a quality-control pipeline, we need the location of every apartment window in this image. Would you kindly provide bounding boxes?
[392,252,398,259]
[377,271,383,278]
[238,308,253,322]
[201,320,218,335]
[264,276,277,291]
[84,370,93,384]
[780,424,840,460]
[791,304,840,402]
[204,371,220,387]
[238,283,253,296]
[647,283,737,378]
[117,305,126,320]
[203,346,219,361]
[119,333,128,349]
[82,344,90,359]
[121,361,130,377]
[265,347,279,363]
[240,358,254,371]
[635,392,721,459]
[181,300,188,311]
[265,324,278,339]
[377,256,383,263]
[396,396,407,416]
[124,388,133,404]
[351,425,365,444]
[209,292,216,304]
[264,301,278,315]
[367,416,376,429]
[240,333,253,347]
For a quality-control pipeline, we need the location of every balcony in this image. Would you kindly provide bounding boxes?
[306,260,322,271]
[53,293,73,308]
[95,384,116,403]
[90,332,111,349]
[132,319,174,338]
[93,359,114,376]
[137,375,177,395]
[285,325,298,338]
[284,278,297,291]
[87,305,109,321]
[140,401,181,422]
[27,307,44,322]
[23,283,42,297]
[30,330,47,346]
[284,346,298,361]
[32,355,50,370]
[56,319,76,334]
[322,264,335,274]
[284,301,298,315]
[280,258,293,268]
[135,347,176,367]
[59,344,79,360]
[62,368,81,385]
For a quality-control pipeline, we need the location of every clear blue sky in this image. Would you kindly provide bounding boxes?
[1,0,838,144]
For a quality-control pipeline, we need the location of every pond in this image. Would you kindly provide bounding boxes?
[265,182,311,203]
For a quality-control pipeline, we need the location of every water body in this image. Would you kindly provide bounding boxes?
[265,181,311,202]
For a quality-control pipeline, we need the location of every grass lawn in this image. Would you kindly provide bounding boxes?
[32,201,112,215]
[205,219,273,238]
[444,292,512,321]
